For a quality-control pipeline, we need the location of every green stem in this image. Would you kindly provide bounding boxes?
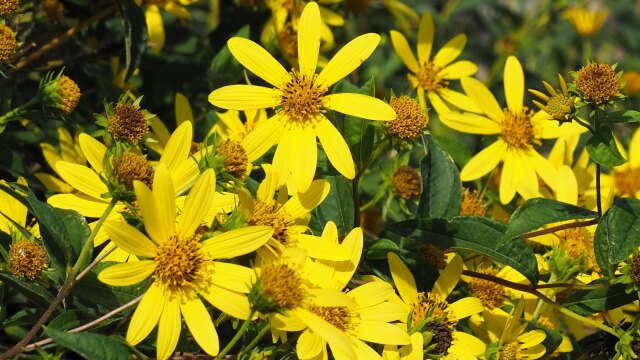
[552,303,617,337]
[0,98,38,124]
[214,310,256,360]
[573,116,596,134]
[239,322,271,357]
[593,109,602,217]
[584,37,593,62]
[531,273,557,320]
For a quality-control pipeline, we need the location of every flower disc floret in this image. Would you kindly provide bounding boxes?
[468,268,506,310]
[112,152,154,190]
[10,240,47,280]
[0,0,20,16]
[310,305,354,331]
[108,103,148,144]
[250,201,292,244]
[218,139,248,179]
[392,166,421,199]
[630,254,640,286]
[500,107,539,150]
[417,61,448,93]
[460,189,486,216]
[388,95,428,139]
[0,25,17,63]
[56,76,81,114]
[424,321,454,354]
[259,263,304,310]
[613,167,640,197]
[280,73,327,124]
[575,63,621,104]
[412,292,457,329]
[154,233,205,292]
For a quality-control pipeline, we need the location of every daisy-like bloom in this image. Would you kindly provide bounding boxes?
[35,127,86,194]
[612,127,640,198]
[574,62,622,105]
[390,12,479,113]
[9,240,47,280]
[440,56,585,204]
[529,74,575,124]
[251,246,359,359]
[209,2,396,193]
[293,222,410,359]
[384,253,485,359]
[139,0,198,53]
[98,165,273,359]
[480,300,547,359]
[459,188,486,216]
[209,108,266,143]
[563,5,609,38]
[0,0,20,17]
[238,165,349,261]
[0,178,38,239]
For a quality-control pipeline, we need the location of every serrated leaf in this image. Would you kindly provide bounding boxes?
[594,198,640,278]
[309,175,354,235]
[417,138,462,219]
[504,198,598,241]
[388,216,539,284]
[43,326,131,360]
[585,127,627,167]
[561,283,636,316]
[600,110,640,124]
[0,273,55,310]
[115,0,148,81]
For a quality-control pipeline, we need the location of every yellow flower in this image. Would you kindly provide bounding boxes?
[98,165,273,359]
[293,223,410,359]
[390,12,479,113]
[384,253,485,359]
[563,6,609,37]
[440,56,584,204]
[0,178,34,238]
[612,127,640,199]
[140,0,198,53]
[35,127,87,194]
[209,2,395,193]
[209,108,266,143]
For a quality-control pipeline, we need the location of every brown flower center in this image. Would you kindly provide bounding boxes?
[10,240,48,280]
[424,321,454,354]
[56,76,81,115]
[218,139,249,179]
[391,166,421,199]
[500,107,539,150]
[613,166,640,197]
[276,22,298,60]
[411,292,457,329]
[309,305,354,331]
[250,201,293,245]
[259,263,304,310]
[387,95,428,139]
[280,73,327,125]
[112,152,154,190]
[417,61,448,93]
[468,268,506,310]
[629,253,640,286]
[421,244,447,270]
[499,341,521,360]
[154,233,205,292]
[0,0,20,16]
[108,103,148,144]
[460,189,486,216]
[0,25,17,63]
[575,63,621,104]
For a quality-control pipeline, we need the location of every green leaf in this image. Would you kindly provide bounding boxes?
[26,190,91,270]
[365,238,402,260]
[0,273,54,310]
[417,137,462,219]
[309,175,354,235]
[341,78,376,171]
[72,263,144,309]
[600,110,640,124]
[388,216,539,284]
[209,25,249,89]
[585,127,627,167]
[561,283,636,316]
[48,310,84,331]
[594,198,640,278]
[115,0,148,81]
[43,326,132,360]
[504,198,598,241]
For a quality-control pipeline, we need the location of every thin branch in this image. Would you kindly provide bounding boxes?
[522,218,598,239]
[462,270,555,304]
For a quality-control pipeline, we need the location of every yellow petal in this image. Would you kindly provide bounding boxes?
[203,226,273,259]
[180,296,219,355]
[126,282,165,345]
[530,151,559,191]
[417,12,434,65]
[174,92,194,126]
[433,254,463,298]
[227,37,289,87]
[297,2,321,76]
[153,165,177,228]
[150,117,171,149]
[356,321,411,345]
[516,329,546,347]
[316,33,380,88]
[387,252,418,304]
[241,115,285,162]
[177,168,215,237]
[208,85,281,110]
[48,194,110,218]
[433,34,466,68]
[297,234,351,260]
[272,129,294,187]
[157,295,181,360]
[97,260,155,286]
[390,30,419,73]
[449,297,484,320]
[135,181,169,245]
[349,281,394,307]
[78,134,107,174]
[513,152,539,200]
[297,330,325,359]
[460,140,506,181]
[556,166,578,205]
[210,261,255,293]
[319,6,344,26]
[292,127,318,193]
[629,128,640,167]
[281,179,330,219]
[442,60,478,79]
[438,88,481,113]
[103,221,157,258]
[40,143,64,173]
[200,284,251,319]
[293,308,356,359]
[500,151,518,204]
[439,112,501,135]
[400,332,423,360]
[145,5,165,54]
[35,173,74,194]
[159,121,192,172]
[504,56,524,112]
[461,77,504,123]
[55,162,108,200]
[331,227,363,288]
[325,93,396,121]
[315,118,355,179]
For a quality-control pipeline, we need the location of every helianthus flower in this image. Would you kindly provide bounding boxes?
[0,178,38,239]
[35,127,86,194]
[440,56,585,204]
[563,5,609,38]
[384,253,485,359]
[98,165,273,359]
[209,108,266,143]
[237,164,348,261]
[390,12,479,113]
[612,127,640,199]
[251,246,359,359]
[209,2,395,192]
[294,223,410,359]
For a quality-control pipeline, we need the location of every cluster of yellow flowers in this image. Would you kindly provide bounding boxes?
[2,1,640,359]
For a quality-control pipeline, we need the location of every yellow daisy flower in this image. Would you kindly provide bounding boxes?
[612,127,640,199]
[384,253,486,359]
[238,164,349,261]
[0,178,36,238]
[390,11,479,113]
[35,127,86,194]
[296,222,410,359]
[563,5,609,38]
[209,108,266,143]
[98,165,273,359]
[440,56,584,204]
[209,2,396,192]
